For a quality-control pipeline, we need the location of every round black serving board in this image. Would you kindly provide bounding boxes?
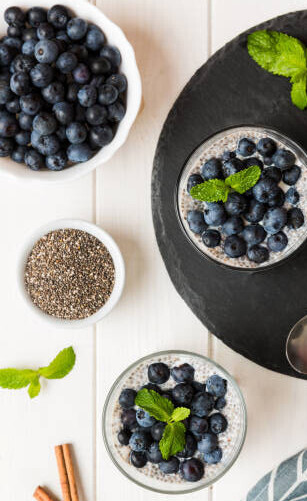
[152,10,307,380]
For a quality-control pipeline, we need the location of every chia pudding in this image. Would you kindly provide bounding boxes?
[177,126,307,269]
[103,351,246,494]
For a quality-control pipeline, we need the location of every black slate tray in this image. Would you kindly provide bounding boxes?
[152,10,307,380]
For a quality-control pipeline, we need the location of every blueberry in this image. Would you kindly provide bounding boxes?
[0,44,15,66]
[66,82,79,102]
[0,137,13,157]
[67,18,88,40]
[244,199,266,223]
[272,149,295,170]
[136,409,156,428]
[191,392,214,417]
[247,244,269,263]
[172,383,194,406]
[7,25,22,38]
[242,224,266,245]
[34,40,58,64]
[56,51,78,74]
[100,45,121,68]
[4,7,25,26]
[73,63,91,84]
[187,174,203,194]
[65,121,87,144]
[11,145,27,163]
[42,81,64,104]
[197,432,218,453]
[285,187,299,205]
[176,432,197,458]
[130,450,147,468]
[225,193,247,216]
[85,104,107,126]
[24,148,44,170]
[159,457,180,474]
[129,430,151,452]
[106,74,127,94]
[237,137,256,157]
[36,134,60,156]
[47,5,70,29]
[151,422,166,441]
[180,458,204,482]
[121,408,137,429]
[204,202,227,225]
[56,30,70,44]
[202,229,221,248]
[267,187,285,208]
[148,362,170,384]
[33,112,58,135]
[263,207,287,234]
[30,63,54,88]
[20,93,42,115]
[222,150,236,162]
[243,156,263,170]
[56,125,66,142]
[89,124,113,148]
[19,112,33,131]
[117,428,131,446]
[262,166,282,183]
[287,207,304,229]
[90,57,112,76]
[214,397,226,410]
[108,100,126,122]
[70,44,88,61]
[192,381,206,393]
[27,7,47,28]
[263,156,273,166]
[37,22,55,40]
[189,416,208,439]
[209,413,228,434]
[222,216,243,236]
[201,158,223,180]
[141,383,162,394]
[0,111,18,137]
[53,101,74,125]
[206,375,227,397]
[10,71,31,96]
[11,54,36,74]
[146,442,163,463]
[22,28,38,42]
[45,150,67,171]
[171,363,194,383]
[204,447,223,464]
[282,165,301,186]
[90,75,105,88]
[252,178,279,204]
[0,80,13,105]
[3,36,22,52]
[85,25,105,51]
[15,130,30,146]
[267,232,288,252]
[75,103,86,122]
[257,137,276,157]
[222,157,244,177]
[67,143,93,162]
[77,85,97,108]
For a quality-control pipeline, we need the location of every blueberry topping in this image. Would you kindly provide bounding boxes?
[201,158,223,180]
[136,409,156,428]
[171,363,195,383]
[222,216,244,236]
[191,392,214,417]
[242,224,266,245]
[204,203,227,225]
[224,235,246,258]
[237,137,256,157]
[119,388,136,409]
[176,432,197,458]
[263,207,287,234]
[285,187,299,205]
[117,428,131,446]
[130,451,147,468]
[147,442,163,463]
[272,149,295,170]
[187,210,207,234]
[282,165,301,186]
[129,430,151,452]
[267,232,288,252]
[148,362,170,384]
[225,192,248,216]
[208,413,228,434]
[287,207,304,229]
[202,229,221,248]
[244,199,266,223]
[151,422,166,442]
[214,397,226,410]
[197,433,218,453]
[257,137,276,157]
[159,457,180,474]
[247,245,269,264]
[172,383,194,406]
[222,157,244,177]
[203,447,223,464]
[180,458,204,482]
[206,375,227,397]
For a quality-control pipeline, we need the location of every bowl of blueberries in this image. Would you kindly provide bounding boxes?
[0,0,142,182]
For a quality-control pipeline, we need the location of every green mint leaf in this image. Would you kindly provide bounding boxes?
[28,375,41,399]
[291,74,307,110]
[190,179,230,203]
[159,422,186,460]
[0,369,37,389]
[247,30,307,80]
[135,389,174,422]
[38,347,76,380]
[171,407,190,422]
[225,165,261,194]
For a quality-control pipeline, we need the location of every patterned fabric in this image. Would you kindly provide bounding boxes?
[242,449,307,501]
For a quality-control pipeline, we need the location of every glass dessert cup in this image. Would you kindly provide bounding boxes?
[176,126,307,271]
[102,350,247,494]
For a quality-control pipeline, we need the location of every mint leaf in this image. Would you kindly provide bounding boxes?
[291,74,307,110]
[225,165,261,194]
[38,347,76,380]
[28,375,41,399]
[190,179,230,202]
[171,407,190,422]
[159,422,186,460]
[135,389,174,422]
[0,369,37,389]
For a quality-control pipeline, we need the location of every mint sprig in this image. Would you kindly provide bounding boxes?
[0,347,76,399]
[247,30,307,109]
[135,389,191,460]
[190,165,261,203]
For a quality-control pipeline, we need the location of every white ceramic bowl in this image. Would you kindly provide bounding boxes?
[17,219,125,328]
[0,0,142,183]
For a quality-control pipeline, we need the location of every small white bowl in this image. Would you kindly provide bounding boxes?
[0,0,142,184]
[17,219,125,328]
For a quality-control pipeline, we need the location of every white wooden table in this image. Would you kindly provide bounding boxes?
[1,1,307,500]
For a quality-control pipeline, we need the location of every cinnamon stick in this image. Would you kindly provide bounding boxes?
[54,445,71,501]
[33,486,55,501]
[62,444,79,501]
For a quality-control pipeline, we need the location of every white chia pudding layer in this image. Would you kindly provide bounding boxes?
[108,353,246,490]
[178,126,307,269]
